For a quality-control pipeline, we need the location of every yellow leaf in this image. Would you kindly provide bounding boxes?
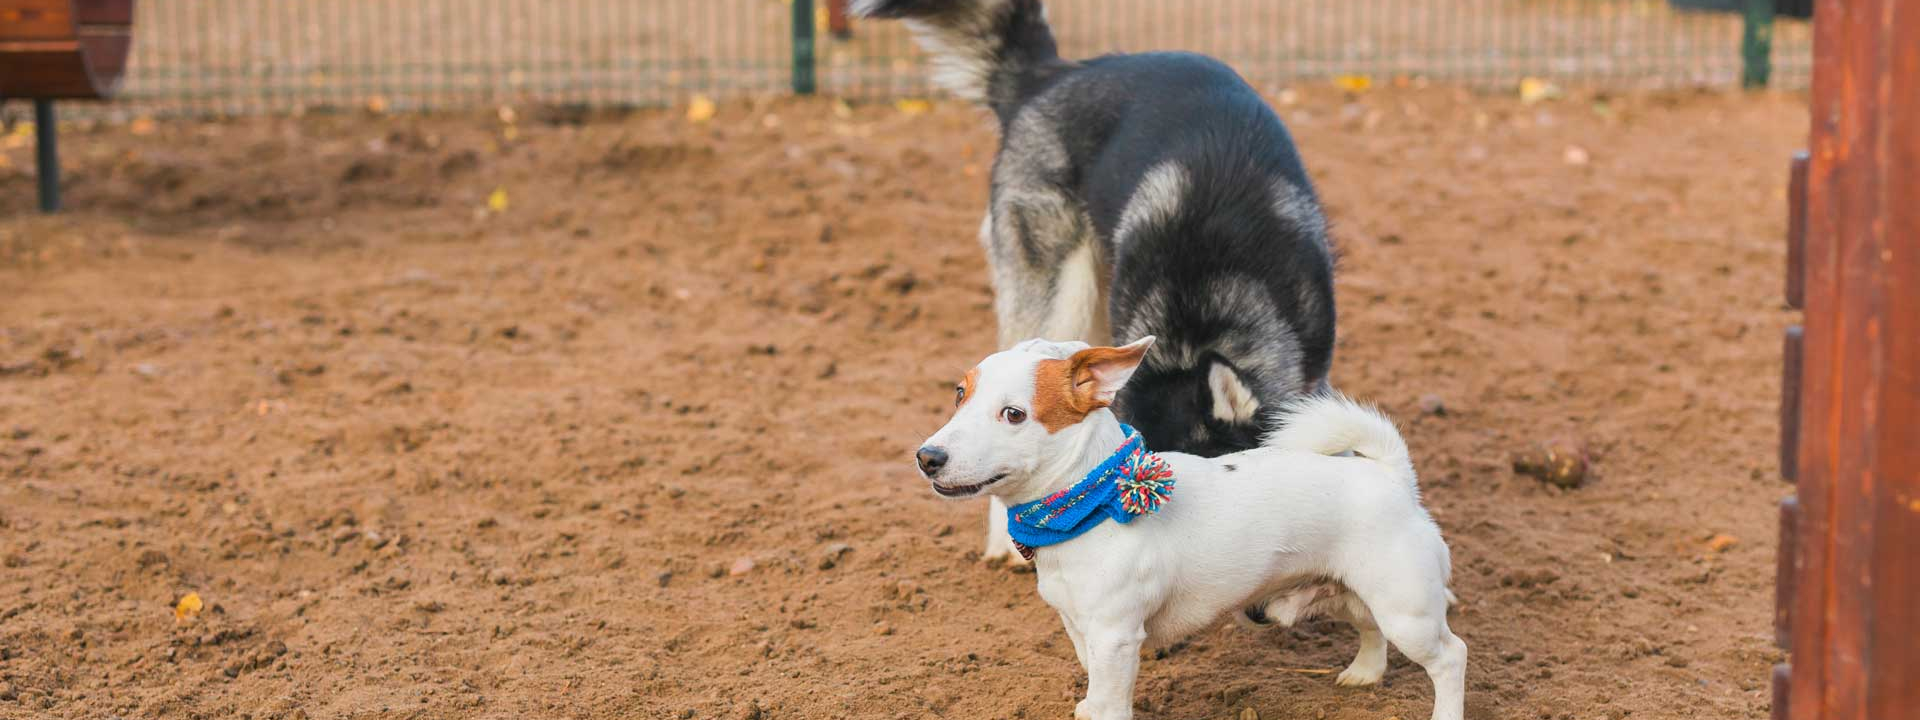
[1332,75,1372,93]
[487,188,509,213]
[501,125,519,141]
[832,99,853,120]
[1519,77,1560,104]
[894,98,932,115]
[686,95,717,123]
[175,593,204,620]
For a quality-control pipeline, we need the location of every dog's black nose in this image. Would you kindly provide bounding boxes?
[916,446,949,476]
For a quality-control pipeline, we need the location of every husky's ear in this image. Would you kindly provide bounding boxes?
[1208,362,1260,423]
[1070,336,1156,406]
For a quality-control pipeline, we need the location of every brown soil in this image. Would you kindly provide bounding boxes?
[1,87,1805,720]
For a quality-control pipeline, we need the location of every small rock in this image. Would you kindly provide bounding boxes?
[728,557,756,576]
[331,527,362,544]
[485,568,514,585]
[1501,651,1526,663]
[132,363,162,379]
[1706,534,1739,553]
[1665,656,1690,668]
[0,681,15,701]
[1240,708,1260,720]
[818,543,853,570]
[932,524,953,537]
[656,571,673,588]
[413,600,445,613]
[1512,440,1590,489]
[871,621,893,636]
[1418,394,1447,416]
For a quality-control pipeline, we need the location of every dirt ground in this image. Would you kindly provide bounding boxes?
[1,86,1805,720]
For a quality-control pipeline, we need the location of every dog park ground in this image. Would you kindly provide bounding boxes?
[1,86,1802,719]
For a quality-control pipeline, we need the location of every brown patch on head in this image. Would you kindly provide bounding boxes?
[1030,343,1152,433]
[956,367,980,408]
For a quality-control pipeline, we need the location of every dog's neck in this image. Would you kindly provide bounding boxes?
[1009,410,1130,505]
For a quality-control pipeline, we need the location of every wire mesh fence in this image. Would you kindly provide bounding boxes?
[100,0,1811,118]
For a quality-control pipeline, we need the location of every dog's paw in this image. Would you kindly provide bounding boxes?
[1334,661,1385,687]
[1074,698,1093,720]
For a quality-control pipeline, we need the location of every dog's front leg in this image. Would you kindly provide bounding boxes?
[1075,620,1147,720]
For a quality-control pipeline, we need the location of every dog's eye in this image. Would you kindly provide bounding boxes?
[954,385,966,407]
[1001,406,1027,424]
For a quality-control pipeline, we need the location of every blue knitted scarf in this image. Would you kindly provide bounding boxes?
[1005,424,1176,559]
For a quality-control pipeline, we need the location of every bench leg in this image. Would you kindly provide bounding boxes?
[34,99,60,213]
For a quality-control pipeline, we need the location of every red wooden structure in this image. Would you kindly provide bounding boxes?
[1776,0,1919,718]
[0,0,136,212]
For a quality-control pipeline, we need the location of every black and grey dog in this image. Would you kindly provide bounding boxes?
[855,0,1336,561]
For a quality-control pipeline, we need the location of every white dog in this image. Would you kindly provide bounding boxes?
[914,337,1465,720]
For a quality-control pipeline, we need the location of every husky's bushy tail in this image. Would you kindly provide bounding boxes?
[1263,393,1418,493]
[850,0,1064,117]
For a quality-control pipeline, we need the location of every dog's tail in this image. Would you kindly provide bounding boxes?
[1263,393,1417,493]
[850,0,1063,116]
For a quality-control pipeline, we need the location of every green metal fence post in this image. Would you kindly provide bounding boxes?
[792,0,817,95]
[1741,0,1774,88]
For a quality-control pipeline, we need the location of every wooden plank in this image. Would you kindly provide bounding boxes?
[1774,664,1792,720]
[1862,2,1920,716]
[1788,0,1920,718]
[827,0,852,39]
[0,48,95,98]
[1776,496,1798,649]
[1786,151,1809,309]
[1781,325,1802,483]
[0,0,77,42]
[75,0,133,25]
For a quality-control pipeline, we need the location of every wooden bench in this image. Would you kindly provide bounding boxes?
[0,0,136,212]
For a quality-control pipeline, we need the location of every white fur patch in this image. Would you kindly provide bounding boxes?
[1269,178,1328,244]
[1040,243,1109,343]
[1115,162,1188,246]
[1208,363,1260,423]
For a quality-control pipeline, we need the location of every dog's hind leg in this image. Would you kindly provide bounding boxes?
[1331,593,1389,687]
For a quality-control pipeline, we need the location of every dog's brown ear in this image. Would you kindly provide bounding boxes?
[1032,336,1155,432]
[1069,336,1155,407]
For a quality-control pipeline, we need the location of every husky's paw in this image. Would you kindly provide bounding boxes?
[1074,698,1093,720]
[1335,659,1386,687]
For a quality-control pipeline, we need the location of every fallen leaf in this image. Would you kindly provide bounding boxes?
[486,188,509,213]
[832,99,854,120]
[894,98,932,115]
[175,593,203,620]
[128,117,157,136]
[1332,74,1372,93]
[686,95,717,123]
[1707,534,1739,552]
[1519,77,1561,104]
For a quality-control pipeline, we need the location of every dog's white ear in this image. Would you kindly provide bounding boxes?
[1071,336,1155,405]
[1012,338,1091,359]
[1208,362,1260,423]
